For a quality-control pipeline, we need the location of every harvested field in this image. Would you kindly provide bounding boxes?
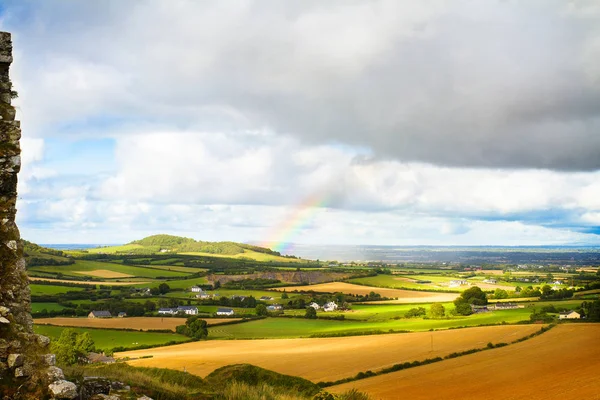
[34,317,239,331]
[29,277,149,286]
[72,269,133,278]
[274,282,458,303]
[118,325,540,383]
[329,324,600,400]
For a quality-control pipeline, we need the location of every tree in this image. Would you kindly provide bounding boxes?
[158,283,171,295]
[453,286,487,315]
[51,329,95,366]
[281,290,288,300]
[515,286,522,293]
[176,316,208,340]
[305,307,317,319]
[493,289,508,299]
[255,304,268,316]
[405,307,426,318]
[213,280,221,289]
[429,303,445,318]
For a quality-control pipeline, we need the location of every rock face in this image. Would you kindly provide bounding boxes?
[0,31,56,399]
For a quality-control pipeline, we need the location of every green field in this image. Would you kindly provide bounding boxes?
[31,302,68,312]
[349,274,463,292]
[33,325,190,351]
[138,276,209,289]
[29,260,192,279]
[164,288,294,302]
[30,284,85,295]
[206,309,535,339]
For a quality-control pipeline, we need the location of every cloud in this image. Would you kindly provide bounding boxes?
[3,0,600,170]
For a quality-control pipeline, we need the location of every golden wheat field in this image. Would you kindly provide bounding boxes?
[34,317,239,331]
[273,282,458,302]
[73,269,133,278]
[118,325,541,382]
[329,324,600,400]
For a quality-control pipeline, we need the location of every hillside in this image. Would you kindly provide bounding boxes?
[84,234,306,263]
[22,240,74,267]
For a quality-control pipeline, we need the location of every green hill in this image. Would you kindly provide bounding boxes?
[22,240,74,267]
[130,234,280,256]
[83,234,308,263]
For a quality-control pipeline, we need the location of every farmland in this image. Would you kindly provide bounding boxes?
[119,324,541,382]
[33,325,190,351]
[29,259,191,279]
[275,282,459,303]
[34,317,241,331]
[329,324,600,400]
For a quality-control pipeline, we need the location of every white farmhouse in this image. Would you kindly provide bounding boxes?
[323,302,338,312]
[308,302,320,310]
[190,286,203,293]
[216,308,235,316]
[177,306,198,315]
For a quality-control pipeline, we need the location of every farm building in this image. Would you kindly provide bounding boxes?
[177,306,199,315]
[559,310,581,320]
[308,302,320,310]
[260,296,274,301]
[87,352,116,364]
[158,308,177,315]
[117,312,127,318]
[196,293,211,299]
[493,303,521,310]
[216,308,235,316]
[483,278,497,284]
[190,286,203,293]
[323,302,338,312]
[449,280,469,288]
[266,304,283,311]
[88,311,112,319]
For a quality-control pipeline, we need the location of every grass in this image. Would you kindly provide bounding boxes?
[29,260,191,279]
[29,284,85,295]
[207,308,541,339]
[164,288,294,302]
[348,274,462,292]
[33,324,189,351]
[136,276,209,289]
[31,302,67,312]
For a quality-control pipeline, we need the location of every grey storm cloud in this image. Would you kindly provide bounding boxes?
[5,0,600,170]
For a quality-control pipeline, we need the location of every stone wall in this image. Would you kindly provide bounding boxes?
[0,31,54,400]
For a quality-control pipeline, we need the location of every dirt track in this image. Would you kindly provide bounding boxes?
[329,324,600,400]
[118,325,540,382]
[274,282,458,303]
[34,317,239,331]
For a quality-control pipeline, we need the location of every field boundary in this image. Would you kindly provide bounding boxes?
[317,323,556,387]
[345,279,460,294]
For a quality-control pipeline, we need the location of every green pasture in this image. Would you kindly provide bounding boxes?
[348,274,463,292]
[30,284,85,295]
[207,308,534,339]
[164,288,295,302]
[33,325,189,351]
[29,260,191,279]
[31,302,68,312]
[138,276,209,290]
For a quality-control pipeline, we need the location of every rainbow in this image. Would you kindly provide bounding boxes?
[263,193,330,254]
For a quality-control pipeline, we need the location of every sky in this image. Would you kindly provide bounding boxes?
[2,0,600,248]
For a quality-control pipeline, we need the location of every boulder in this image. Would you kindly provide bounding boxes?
[14,366,27,378]
[42,353,56,366]
[80,376,111,398]
[36,334,51,347]
[46,366,65,382]
[0,306,10,316]
[0,316,9,324]
[48,380,78,399]
[7,353,23,368]
[110,381,130,391]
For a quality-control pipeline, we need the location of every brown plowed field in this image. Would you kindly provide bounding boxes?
[273,282,458,303]
[73,269,133,278]
[118,325,540,382]
[34,317,239,331]
[329,324,600,400]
